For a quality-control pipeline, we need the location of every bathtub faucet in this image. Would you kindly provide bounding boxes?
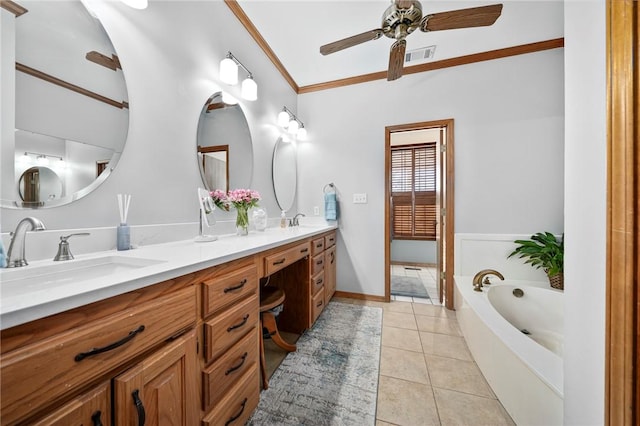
[472,269,505,292]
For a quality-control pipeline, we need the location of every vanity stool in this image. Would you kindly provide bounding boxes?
[259,286,297,389]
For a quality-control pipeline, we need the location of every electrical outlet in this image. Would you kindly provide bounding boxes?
[353,193,367,204]
[313,206,320,215]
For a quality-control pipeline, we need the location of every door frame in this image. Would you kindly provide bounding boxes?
[384,119,455,309]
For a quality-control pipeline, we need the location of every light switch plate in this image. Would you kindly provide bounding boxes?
[353,193,367,204]
[313,206,320,215]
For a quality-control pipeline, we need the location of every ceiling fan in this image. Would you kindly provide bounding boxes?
[319,1,503,81]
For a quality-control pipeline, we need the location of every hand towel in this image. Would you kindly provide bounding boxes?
[325,192,337,221]
[0,238,6,268]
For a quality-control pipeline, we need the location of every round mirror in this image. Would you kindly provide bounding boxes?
[272,136,297,212]
[18,166,63,205]
[196,92,253,192]
[1,0,129,208]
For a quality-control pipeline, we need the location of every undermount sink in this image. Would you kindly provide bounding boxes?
[1,256,165,290]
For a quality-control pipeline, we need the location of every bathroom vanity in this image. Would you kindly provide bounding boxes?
[0,225,337,425]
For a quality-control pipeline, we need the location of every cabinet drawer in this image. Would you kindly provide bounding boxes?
[311,237,325,255]
[202,264,258,318]
[31,381,111,426]
[311,270,325,296]
[264,242,310,276]
[202,364,260,426]
[325,232,336,248]
[204,293,258,363]
[311,288,326,324]
[202,327,259,412]
[311,253,325,276]
[0,287,196,425]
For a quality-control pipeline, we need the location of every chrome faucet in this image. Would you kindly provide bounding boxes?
[472,269,504,292]
[5,217,46,268]
[291,213,306,227]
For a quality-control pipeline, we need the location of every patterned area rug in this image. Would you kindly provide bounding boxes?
[247,301,383,425]
[390,275,430,298]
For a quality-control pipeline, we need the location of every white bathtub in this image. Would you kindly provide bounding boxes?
[454,277,563,426]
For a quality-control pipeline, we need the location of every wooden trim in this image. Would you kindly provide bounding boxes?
[16,62,129,109]
[385,119,455,308]
[299,38,564,94]
[223,0,299,94]
[0,0,28,17]
[390,261,436,268]
[605,1,639,425]
[86,51,122,71]
[333,291,386,303]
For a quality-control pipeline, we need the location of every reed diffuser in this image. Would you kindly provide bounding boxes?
[117,193,131,251]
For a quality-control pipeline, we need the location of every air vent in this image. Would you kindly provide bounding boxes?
[405,45,436,63]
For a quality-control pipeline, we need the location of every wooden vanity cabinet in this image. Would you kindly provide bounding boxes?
[0,281,198,425]
[324,232,337,304]
[200,257,261,425]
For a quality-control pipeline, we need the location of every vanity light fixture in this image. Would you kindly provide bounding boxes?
[277,106,307,140]
[21,152,65,167]
[219,52,258,101]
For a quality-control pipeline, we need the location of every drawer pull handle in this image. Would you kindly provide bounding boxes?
[227,314,250,332]
[225,397,248,426]
[74,325,145,362]
[300,248,309,253]
[317,300,323,308]
[132,389,146,426]
[316,260,323,266]
[91,411,103,426]
[316,243,323,248]
[225,352,248,375]
[273,258,286,266]
[317,279,323,285]
[224,279,248,293]
[331,251,335,263]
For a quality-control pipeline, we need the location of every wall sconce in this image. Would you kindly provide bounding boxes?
[277,106,307,140]
[219,51,257,101]
[21,152,66,168]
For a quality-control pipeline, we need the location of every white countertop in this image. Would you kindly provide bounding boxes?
[0,224,336,330]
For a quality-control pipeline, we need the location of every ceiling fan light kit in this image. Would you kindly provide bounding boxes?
[319,1,503,81]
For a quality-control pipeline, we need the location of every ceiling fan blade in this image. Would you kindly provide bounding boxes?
[421,4,503,32]
[387,39,406,81]
[320,29,384,55]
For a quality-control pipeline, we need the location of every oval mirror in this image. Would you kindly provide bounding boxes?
[272,136,297,212]
[1,0,129,208]
[196,92,253,192]
[18,166,63,205]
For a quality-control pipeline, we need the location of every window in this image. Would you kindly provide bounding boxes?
[391,143,437,240]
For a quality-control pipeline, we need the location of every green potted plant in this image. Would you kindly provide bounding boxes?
[508,232,564,290]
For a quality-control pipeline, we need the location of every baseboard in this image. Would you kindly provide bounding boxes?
[391,261,436,268]
[334,291,387,303]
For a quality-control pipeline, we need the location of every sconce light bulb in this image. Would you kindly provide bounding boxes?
[241,76,257,101]
[297,126,307,140]
[19,152,30,163]
[219,57,238,85]
[37,155,49,165]
[288,119,299,134]
[57,158,67,169]
[277,110,290,127]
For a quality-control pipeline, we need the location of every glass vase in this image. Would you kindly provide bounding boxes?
[236,205,249,236]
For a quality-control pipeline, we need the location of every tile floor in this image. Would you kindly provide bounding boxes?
[391,264,441,305]
[336,297,515,426]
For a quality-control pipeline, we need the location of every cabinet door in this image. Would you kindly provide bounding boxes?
[31,381,111,426]
[114,329,198,426]
[324,245,337,304]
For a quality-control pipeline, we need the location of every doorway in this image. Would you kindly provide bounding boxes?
[384,120,454,309]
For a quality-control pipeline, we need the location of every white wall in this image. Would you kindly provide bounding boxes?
[391,240,436,264]
[563,2,606,424]
[1,1,297,238]
[298,49,564,297]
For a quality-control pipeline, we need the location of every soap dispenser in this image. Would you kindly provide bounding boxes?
[280,211,287,228]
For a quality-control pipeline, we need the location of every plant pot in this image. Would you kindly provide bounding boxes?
[548,272,564,290]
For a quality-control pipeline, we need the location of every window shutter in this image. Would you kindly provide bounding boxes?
[391,143,437,240]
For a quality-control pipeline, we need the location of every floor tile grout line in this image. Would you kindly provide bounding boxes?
[417,311,443,426]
